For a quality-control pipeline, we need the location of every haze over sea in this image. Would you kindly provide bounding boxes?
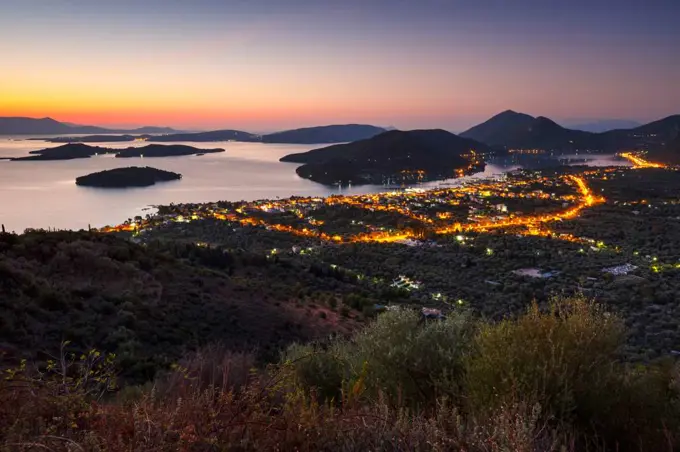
[0,136,625,233]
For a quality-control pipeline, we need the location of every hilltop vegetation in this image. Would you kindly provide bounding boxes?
[2,298,679,451]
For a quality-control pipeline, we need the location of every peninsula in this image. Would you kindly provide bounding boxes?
[281,129,486,185]
[75,166,182,188]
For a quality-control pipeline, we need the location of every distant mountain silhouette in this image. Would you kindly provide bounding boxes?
[568,119,641,133]
[262,124,386,144]
[0,116,180,135]
[280,129,486,185]
[461,111,594,151]
[151,130,259,142]
[462,111,680,154]
[460,110,536,147]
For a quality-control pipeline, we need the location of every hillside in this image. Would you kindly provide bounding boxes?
[281,129,486,185]
[0,231,358,381]
[262,124,386,144]
[75,167,182,188]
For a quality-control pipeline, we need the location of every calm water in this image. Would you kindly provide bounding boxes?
[0,136,627,232]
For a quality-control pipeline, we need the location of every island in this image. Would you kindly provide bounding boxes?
[114,144,224,158]
[39,135,140,143]
[280,129,487,185]
[10,143,223,161]
[75,166,182,188]
[11,143,112,160]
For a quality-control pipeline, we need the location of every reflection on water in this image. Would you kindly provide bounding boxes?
[0,136,628,232]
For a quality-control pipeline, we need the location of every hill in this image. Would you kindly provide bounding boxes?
[151,130,259,142]
[0,116,180,135]
[461,111,597,151]
[462,111,680,153]
[262,124,386,144]
[281,129,486,185]
[75,167,182,188]
[0,231,358,381]
[460,110,536,147]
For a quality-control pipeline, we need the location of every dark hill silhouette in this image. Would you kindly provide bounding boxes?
[0,116,180,135]
[151,130,259,142]
[462,111,680,153]
[460,110,536,147]
[75,167,182,188]
[281,129,486,185]
[461,111,596,151]
[262,124,386,144]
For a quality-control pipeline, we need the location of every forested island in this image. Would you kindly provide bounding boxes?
[281,129,486,185]
[10,143,222,161]
[75,167,182,188]
[114,144,224,158]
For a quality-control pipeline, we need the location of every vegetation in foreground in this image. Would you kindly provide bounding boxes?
[2,298,679,451]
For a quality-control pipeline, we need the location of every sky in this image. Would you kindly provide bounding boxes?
[0,0,679,132]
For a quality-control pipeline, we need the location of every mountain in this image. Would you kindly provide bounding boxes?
[0,117,74,135]
[0,116,180,135]
[262,124,386,144]
[461,111,596,151]
[568,119,642,133]
[280,129,486,185]
[150,130,259,142]
[462,111,680,153]
[460,110,536,147]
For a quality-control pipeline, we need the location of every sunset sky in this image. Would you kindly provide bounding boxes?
[1,0,679,132]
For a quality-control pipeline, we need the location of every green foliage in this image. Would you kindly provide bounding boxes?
[464,296,680,450]
[285,309,474,408]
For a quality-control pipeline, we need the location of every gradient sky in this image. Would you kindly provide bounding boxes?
[1,0,679,132]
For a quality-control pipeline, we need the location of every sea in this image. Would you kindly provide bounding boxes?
[0,136,628,232]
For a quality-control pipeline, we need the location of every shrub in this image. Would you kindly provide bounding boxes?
[464,296,679,450]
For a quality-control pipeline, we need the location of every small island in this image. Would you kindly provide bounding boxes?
[75,167,182,188]
[11,143,223,161]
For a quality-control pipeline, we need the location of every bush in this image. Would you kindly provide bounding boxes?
[464,296,679,450]
[285,308,474,408]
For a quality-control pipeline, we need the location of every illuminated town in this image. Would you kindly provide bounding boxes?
[101,151,664,248]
